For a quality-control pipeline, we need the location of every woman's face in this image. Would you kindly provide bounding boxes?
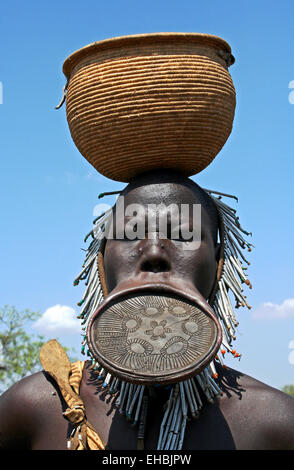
[103,181,219,300]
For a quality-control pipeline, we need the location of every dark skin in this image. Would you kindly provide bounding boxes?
[1,172,294,450]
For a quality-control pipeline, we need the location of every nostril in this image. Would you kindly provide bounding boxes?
[141,258,170,273]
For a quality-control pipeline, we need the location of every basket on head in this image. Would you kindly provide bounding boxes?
[62,33,236,183]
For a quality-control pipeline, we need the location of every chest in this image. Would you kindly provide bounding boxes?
[33,372,266,450]
[79,384,237,450]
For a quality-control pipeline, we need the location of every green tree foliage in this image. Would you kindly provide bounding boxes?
[0,305,76,394]
[282,385,294,397]
[0,306,45,392]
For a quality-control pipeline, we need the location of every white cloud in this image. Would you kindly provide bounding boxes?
[33,304,81,335]
[252,298,294,320]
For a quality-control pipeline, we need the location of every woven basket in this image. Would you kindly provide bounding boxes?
[62,33,236,182]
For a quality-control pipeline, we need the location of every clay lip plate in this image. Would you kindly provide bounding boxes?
[87,283,222,385]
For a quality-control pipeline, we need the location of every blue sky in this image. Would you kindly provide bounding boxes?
[1,0,294,389]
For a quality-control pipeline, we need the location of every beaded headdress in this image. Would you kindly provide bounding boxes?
[73,187,253,450]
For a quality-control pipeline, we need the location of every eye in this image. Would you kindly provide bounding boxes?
[178,231,194,242]
[170,226,194,242]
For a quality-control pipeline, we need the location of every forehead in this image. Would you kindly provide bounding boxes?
[114,181,218,237]
[121,182,203,206]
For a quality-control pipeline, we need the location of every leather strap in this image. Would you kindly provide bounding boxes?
[39,339,105,450]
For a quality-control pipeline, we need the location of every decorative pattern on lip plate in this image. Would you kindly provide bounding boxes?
[88,292,218,384]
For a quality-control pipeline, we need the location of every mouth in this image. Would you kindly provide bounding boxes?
[86,280,222,385]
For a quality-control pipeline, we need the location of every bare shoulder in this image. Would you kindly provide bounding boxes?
[0,371,66,449]
[218,366,294,449]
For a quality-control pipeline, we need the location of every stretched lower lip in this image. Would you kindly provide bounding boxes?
[86,280,222,385]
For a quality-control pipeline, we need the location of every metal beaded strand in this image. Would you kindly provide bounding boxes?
[204,189,252,361]
[74,186,252,450]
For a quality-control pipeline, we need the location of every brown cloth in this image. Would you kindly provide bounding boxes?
[39,339,105,450]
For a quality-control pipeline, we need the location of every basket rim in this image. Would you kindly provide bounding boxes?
[62,32,233,79]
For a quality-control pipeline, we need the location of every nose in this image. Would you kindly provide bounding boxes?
[138,239,171,273]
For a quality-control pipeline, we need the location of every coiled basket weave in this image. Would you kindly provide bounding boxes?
[62,33,236,182]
